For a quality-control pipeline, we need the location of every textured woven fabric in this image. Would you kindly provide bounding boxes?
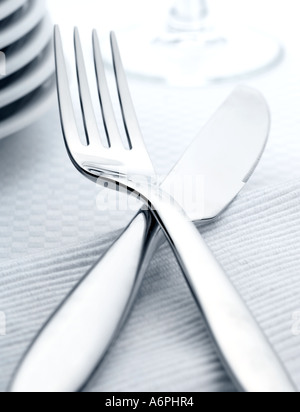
[0,181,300,392]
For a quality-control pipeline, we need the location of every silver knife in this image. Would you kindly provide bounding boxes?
[10,86,297,392]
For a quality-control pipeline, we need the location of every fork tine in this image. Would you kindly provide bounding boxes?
[74,27,105,148]
[110,32,147,152]
[54,25,83,154]
[92,30,124,148]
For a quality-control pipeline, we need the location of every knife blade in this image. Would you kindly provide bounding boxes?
[163,85,269,221]
[10,87,296,392]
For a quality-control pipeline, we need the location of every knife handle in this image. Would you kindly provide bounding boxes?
[10,210,161,392]
[148,191,297,393]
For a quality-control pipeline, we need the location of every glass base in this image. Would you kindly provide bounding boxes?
[104,24,283,86]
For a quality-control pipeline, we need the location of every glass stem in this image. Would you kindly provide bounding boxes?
[168,0,208,31]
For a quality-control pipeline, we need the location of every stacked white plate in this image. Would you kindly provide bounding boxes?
[0,0,55,139]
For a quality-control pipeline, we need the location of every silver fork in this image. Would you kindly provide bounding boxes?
[55,28,296,392]
[10,27,297,392]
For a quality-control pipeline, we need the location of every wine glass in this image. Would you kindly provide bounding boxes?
[112,0,282,86]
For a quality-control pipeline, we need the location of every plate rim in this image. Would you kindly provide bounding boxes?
[0,76,56,139]
[3,16,52,78]
[0,0,46,49]
[0,42,54,109]
[0,0,27,21]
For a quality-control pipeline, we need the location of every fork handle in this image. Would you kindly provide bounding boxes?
[149,193,297,392]
[9,211,162,392]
